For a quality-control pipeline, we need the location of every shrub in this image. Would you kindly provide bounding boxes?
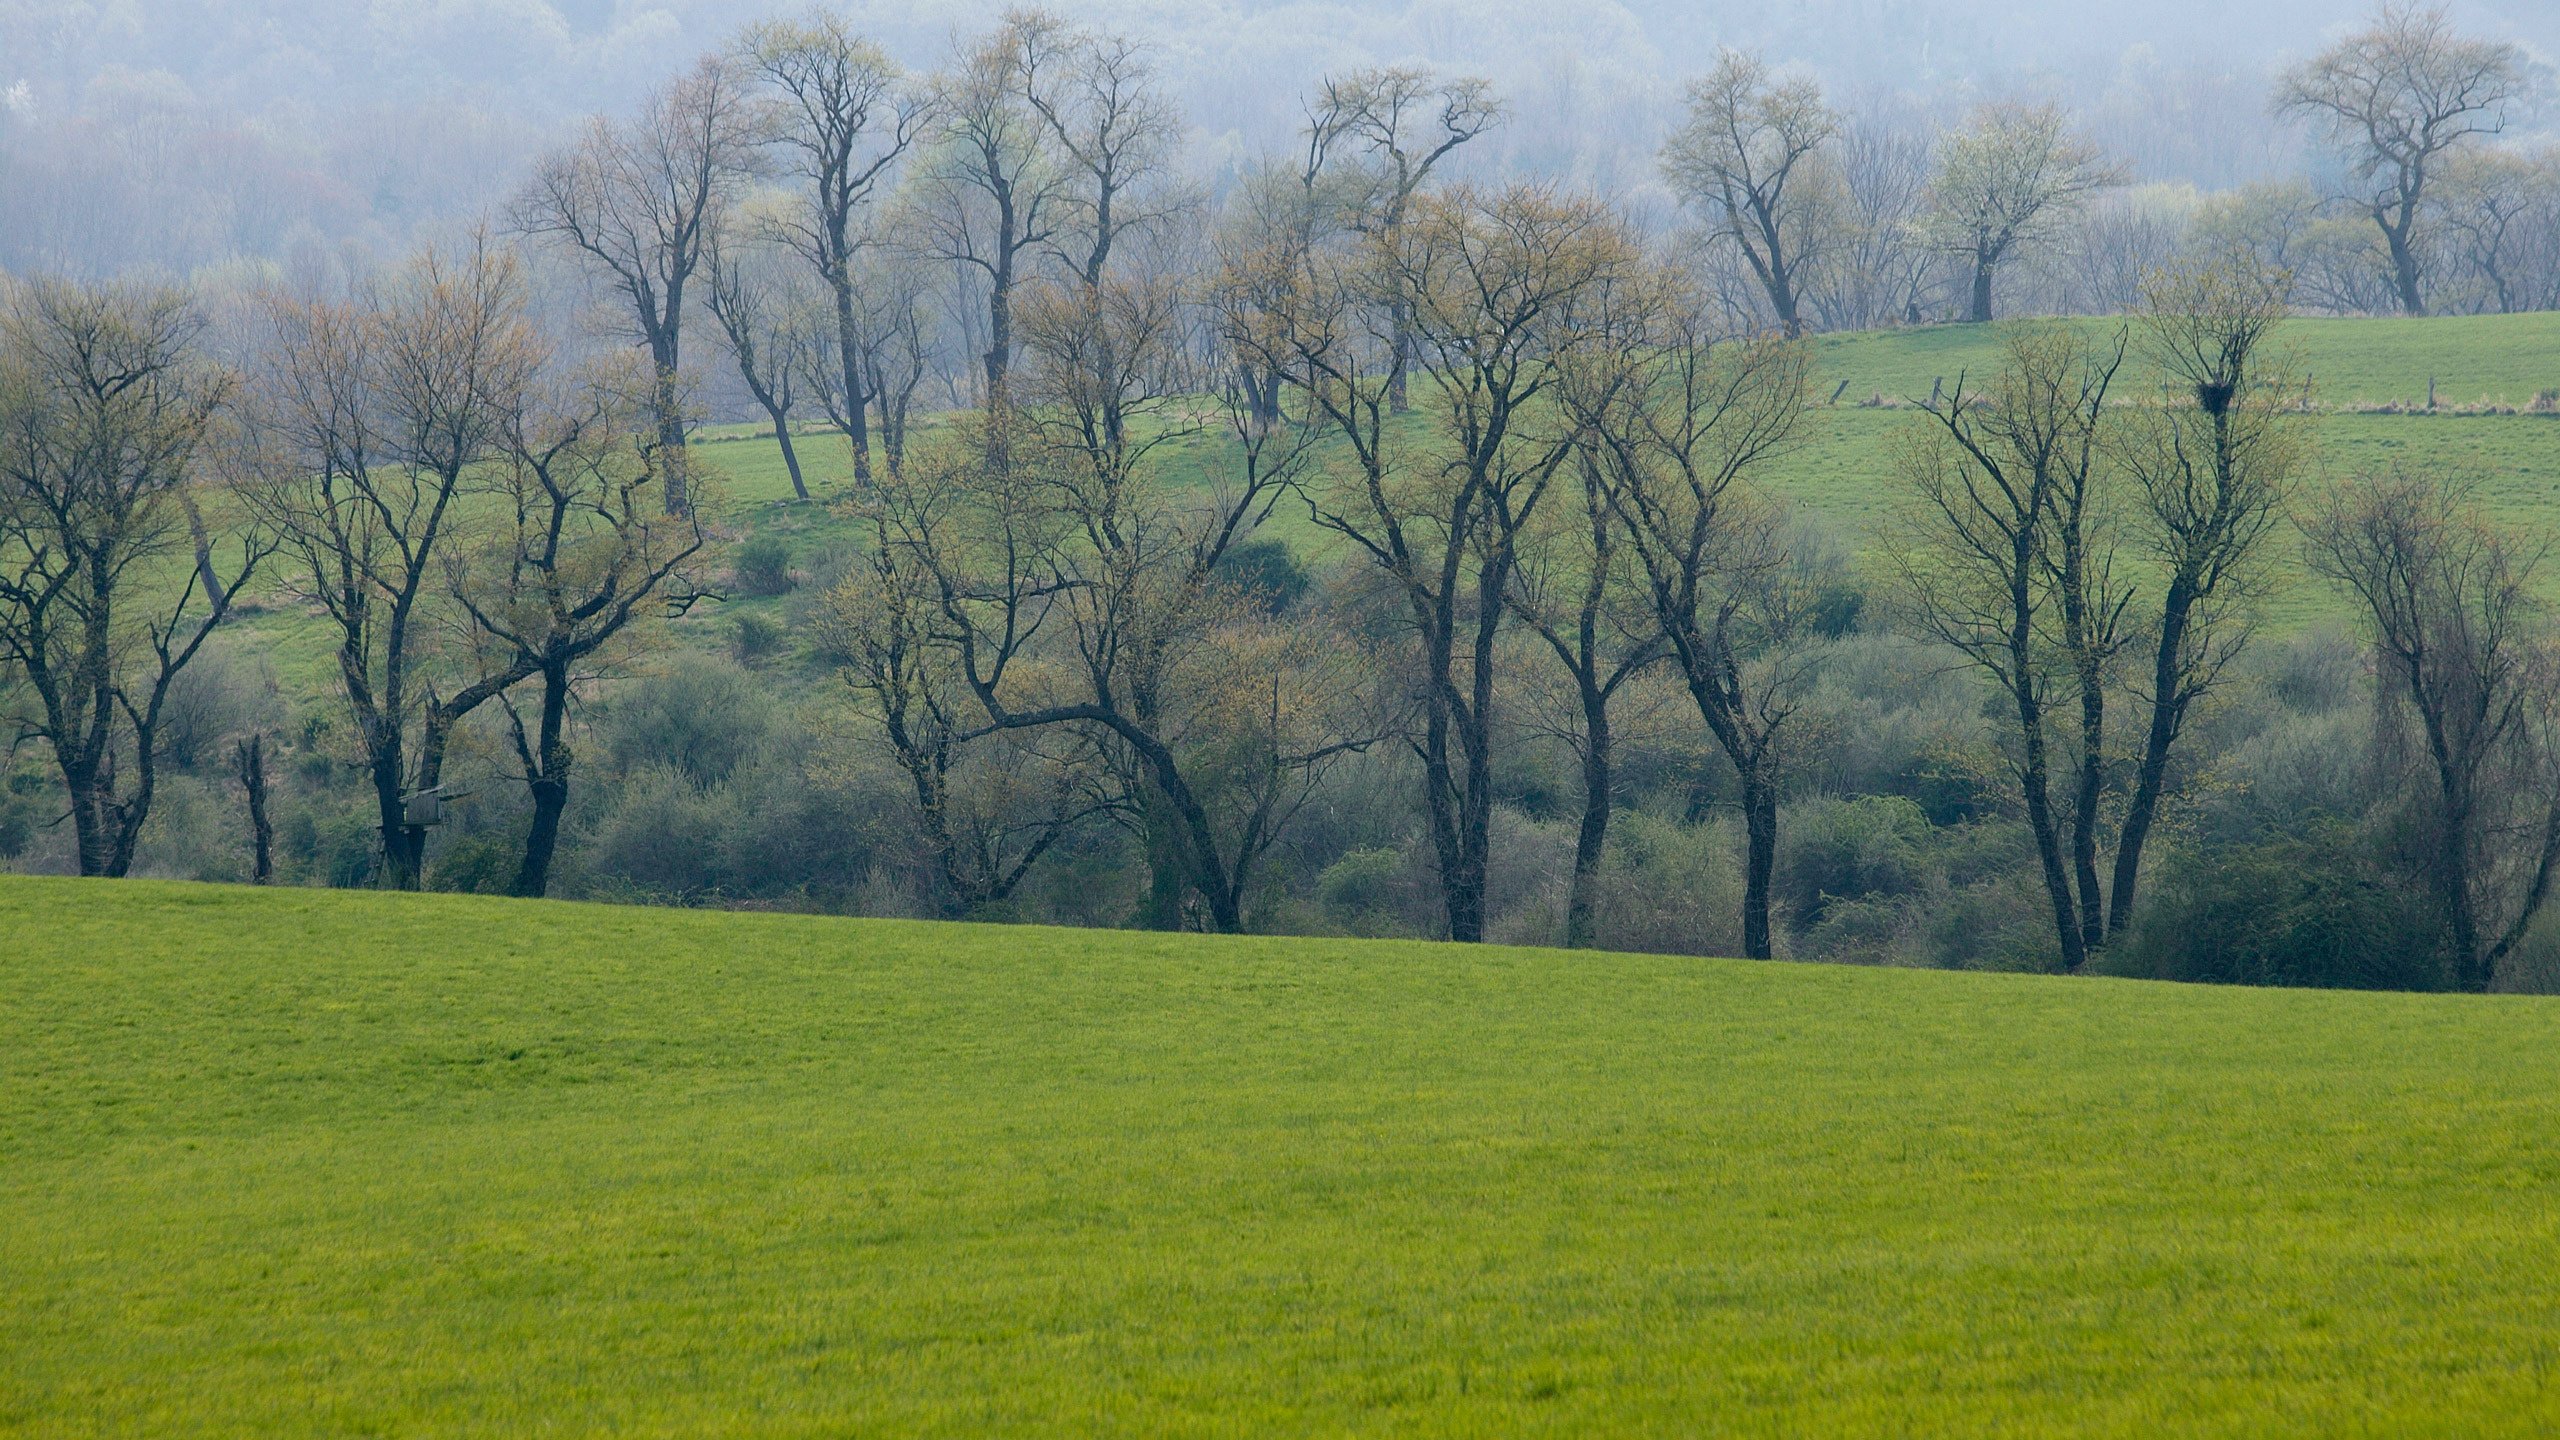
[1585,811,1746,958]
[1315,847,1419,937]
[1213,537,1311,615]
[577,764,742,903]
[0,764,46,860]
[731,535,794,597]
[1915,871,2065,973]
[599,654,775,787]
[733,611,784,665]
[431,832,520,895]
[2192,708,2374,847]
[1777,794,1932,935]
[2114,831,2449,991]
[153,645,278,773]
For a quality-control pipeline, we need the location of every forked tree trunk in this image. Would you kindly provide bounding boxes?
[512,669,574,899]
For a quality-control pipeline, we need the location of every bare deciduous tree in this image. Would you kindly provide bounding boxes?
[703,227,823,500]
[451,360,705,898]
[860,399,1369,933]
[824,497,1107,915]
[0,278,264,877]
[2107,257,2303,931]
[2306,468,2560,992]
[513,55,763,513]
[2070,186,2196,316]
[1305,65,1502,411]
[1893,327,2127,970]
[1258,185,1635,941]
[2276,2,2529,317]
[1510,268,1673,945]
[2433,147,2560,316]
[913,17,1068,421]
[1921,102,2116,324]
[1816,109,1939,330]
[244,241,540,890]
[740,14,921,483]
[1011,11,1184,293]
[1568,295,1814,960]
[1661,51,1839,339]
[842,243,942,477]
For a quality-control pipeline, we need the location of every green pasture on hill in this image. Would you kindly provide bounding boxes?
[195,311,2560,706]
[6,876,2560,1436]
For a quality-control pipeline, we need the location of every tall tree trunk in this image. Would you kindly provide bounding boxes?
[768,406,809,501]
[183,496,228,611]
[64,756,109,878]
[1969,258,1996,324]
[2383,210,2427,317]
[511,668,574,899]
[2108,585,2196,933]
[984,219,1015,422]
[1740,765,1778,960]
[1762,255,1804,339]
[652,358,691,516]
[832,278,873,485]
[370,746,420,891]
[2069,658,2106,953]
[1387,306,1412,414]
[2441,819,2484,990]
[1420,690,1487,945]
[234,735,273,884]
[1135,781,1191,930]
[1567,698,1612,949]
[2013,682,2087,973]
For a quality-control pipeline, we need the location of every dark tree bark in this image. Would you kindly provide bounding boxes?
[506,666,573,899]
[232,734,273,884]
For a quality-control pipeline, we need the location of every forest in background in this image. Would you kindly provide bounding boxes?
[3,0,2555,285]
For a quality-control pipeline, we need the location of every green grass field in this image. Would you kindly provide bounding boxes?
[7,876,2560,1436]
[680,314,2560,639]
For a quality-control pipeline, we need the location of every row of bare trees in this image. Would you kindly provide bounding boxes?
[820,167,1824,955]
[481,2,2560,973]
[0,248,703,892]
[1666,4,2538,331]
[488,3,2544,525]
[511,8,1206,509]
[10,227,2553,987]
[9,5,2559,992]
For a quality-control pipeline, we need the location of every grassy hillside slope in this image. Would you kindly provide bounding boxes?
[206,313,2560,698]
[5,877,2559,1436]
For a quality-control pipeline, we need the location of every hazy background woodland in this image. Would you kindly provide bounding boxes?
[5,0,2556,280]
[7,1,2560,996]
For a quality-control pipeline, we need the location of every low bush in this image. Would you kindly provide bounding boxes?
[2114,830,2449,991]
[731,535,795,598]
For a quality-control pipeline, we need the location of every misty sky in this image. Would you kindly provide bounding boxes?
[1,0,2551,278]
[6,0,2551,127]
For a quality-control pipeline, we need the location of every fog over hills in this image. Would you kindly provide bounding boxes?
[0,0,2551,275]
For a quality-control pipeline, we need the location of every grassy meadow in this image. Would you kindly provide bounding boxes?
[682,313,2560,639]
[6,875,2560,1435]
[203,312,2560,698]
